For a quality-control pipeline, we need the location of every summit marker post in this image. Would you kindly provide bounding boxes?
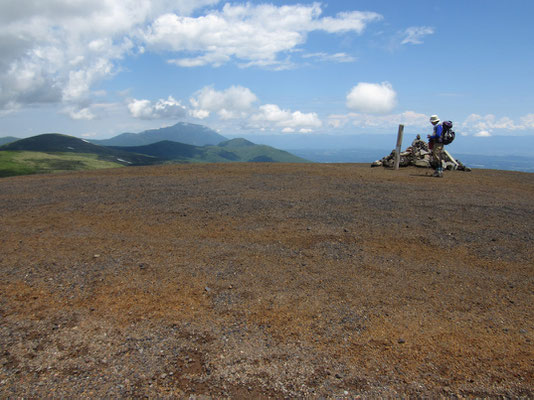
[394,124,404,170]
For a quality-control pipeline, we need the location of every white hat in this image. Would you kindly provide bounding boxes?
[429,115,440,123]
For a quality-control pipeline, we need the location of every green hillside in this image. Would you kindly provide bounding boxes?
[208,139,308,163]
[0,133,308,178]
[1,134,158,165]
[0,151,123,178]
[112,138,309,163]
[108,141,203,161]
[2,133,105,153]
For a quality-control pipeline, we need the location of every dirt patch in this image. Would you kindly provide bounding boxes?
[1,163,533,398]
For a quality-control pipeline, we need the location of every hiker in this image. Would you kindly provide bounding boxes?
[427,115,444,177]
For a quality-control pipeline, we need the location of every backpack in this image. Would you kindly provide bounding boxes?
[441,120,455,145]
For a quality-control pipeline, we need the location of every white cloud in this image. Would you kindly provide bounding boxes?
[144,3,381,68]
[346,82,397,114]
[313,10,383,33]
[251,104,322,132]
[59,102,122,121]
[0,0,384,119]
[189,86,258,119]
[461,113,527,133]
[63,106,96,121]
[302,52,356,63]
[401,26,435,45]
[442,113,534,136]
[128,96,186,120]
[0,0,220,111]
[190,109,210,120]
[188,85,322,132]
[520,113,534,128]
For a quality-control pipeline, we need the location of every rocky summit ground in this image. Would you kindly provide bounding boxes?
[1,163,533,398]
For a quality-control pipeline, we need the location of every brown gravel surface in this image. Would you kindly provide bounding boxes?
[1,163,533,398]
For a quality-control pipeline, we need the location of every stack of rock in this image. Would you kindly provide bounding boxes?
[371,135,471,171]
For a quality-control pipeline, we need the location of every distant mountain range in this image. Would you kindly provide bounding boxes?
[0,126,308,177]
[109,138,306,163]
[91,122,227,147]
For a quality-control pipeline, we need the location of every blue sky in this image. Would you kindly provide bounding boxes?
[1,0,533,141]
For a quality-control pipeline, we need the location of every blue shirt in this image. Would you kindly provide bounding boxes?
[429,123,443,141]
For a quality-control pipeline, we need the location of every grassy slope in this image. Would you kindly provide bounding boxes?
[0,134,159,166]
[0,136,308,178]
[199,144,306,163]
[0,151,123,177]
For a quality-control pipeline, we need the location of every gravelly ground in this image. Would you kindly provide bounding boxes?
[1,163,533,398]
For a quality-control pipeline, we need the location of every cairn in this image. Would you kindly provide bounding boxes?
[371,134,471,171]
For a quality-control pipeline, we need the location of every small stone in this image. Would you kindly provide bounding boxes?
[335,373,343,379]
[398,338,406,344]
[93,254,100,258]
[139,263,146,270]
[204,286,211,293]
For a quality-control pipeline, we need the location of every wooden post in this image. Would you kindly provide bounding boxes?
[394,124,404,170]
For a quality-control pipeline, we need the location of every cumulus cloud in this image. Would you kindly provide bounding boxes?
[128,96,186,120]
[463,113,519,132]
[1,1,382,115]
[346,82,397,114]
[401,26,435,45]
[458,113,534,136]
[0,0,219,112]
[189,86,258,119]
[145,3,381,68]
[187,85,321,133]
[62,106,96,121]
[251,104,322,132]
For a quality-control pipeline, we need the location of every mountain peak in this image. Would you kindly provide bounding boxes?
[92,122,227,147]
